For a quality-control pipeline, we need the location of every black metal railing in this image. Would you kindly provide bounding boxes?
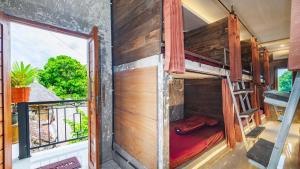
[17,100,88,159]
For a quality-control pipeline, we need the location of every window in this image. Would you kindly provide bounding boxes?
[277,68,292,92]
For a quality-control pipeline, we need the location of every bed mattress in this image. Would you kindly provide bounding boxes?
[170,122,225,168]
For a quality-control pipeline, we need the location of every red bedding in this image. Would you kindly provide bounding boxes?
[170,121,225,168]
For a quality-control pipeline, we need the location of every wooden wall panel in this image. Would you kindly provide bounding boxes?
[114,67,157,169]
[184,78,224,120]
[241,40,252,71]
[184,17,228,63]
[112,0,162,65]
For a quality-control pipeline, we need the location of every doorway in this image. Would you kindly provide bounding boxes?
[0,13,101,169]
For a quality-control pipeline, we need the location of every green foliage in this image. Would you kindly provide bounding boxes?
[66,109,88,143]
[11,61,37,88]
[279,71,292,92]
[38,55,87,99]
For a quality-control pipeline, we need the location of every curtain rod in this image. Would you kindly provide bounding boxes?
[217,0,256,39]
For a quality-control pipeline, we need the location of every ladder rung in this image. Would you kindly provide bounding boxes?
[247,138,274,168]
[246,126,265,138]
[233,89,253,95]
[240,108,258,117]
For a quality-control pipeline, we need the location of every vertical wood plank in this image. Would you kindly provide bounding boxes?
[88,26,101,169]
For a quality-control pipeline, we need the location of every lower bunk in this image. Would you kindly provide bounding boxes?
[168,76,227,168]
[170,115,225,168]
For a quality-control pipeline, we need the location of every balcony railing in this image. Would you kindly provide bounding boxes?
[17,100,88,159]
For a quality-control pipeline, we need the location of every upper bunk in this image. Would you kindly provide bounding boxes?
[169,15,257,81]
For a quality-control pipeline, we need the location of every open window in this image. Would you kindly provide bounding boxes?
[277,68,292,92]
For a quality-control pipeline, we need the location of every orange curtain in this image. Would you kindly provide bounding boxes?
[222,79,243,148]
[164,0,185,73]
[251,83,262,125]
[251,37,261,85]
[289,0,300,71]
[263,49,271,119]
[263,49,271,85]
[228,15,242,81]
[263,86,271,119]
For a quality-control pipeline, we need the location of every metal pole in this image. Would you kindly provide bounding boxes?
[17,102,31,159]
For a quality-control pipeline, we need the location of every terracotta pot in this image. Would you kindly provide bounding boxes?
[11,87,31,103]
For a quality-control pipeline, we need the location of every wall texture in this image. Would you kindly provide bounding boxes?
[169,79,184,122]
[0,0,113,163]
[112,0,161,66]
[184,78,224,120]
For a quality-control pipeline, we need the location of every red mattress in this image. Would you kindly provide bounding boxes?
[170,122,225,168]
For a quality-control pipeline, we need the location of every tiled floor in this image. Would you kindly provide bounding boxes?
[12,141,121,169]
[102,160,121,169]
[201,121,300,169]
[13,141,89,169]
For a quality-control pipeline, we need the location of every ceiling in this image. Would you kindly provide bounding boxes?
[182,0,291,60]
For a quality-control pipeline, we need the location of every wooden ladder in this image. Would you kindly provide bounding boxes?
[226,75,265,150]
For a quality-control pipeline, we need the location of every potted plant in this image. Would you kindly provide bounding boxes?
[11,62,37,103]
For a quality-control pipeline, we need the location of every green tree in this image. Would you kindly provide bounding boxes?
[38,55,87,99]
[279,71,292,92]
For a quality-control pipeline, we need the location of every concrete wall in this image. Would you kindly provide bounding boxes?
[0,0,113,163]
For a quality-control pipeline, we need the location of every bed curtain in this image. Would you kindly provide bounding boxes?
[251,37,261,85]
[263,49,271,118]
[222,79,242,148]
[163,0,185,73]
[251,83,262,125]
[263,49,271,86]
[228,14,242,81]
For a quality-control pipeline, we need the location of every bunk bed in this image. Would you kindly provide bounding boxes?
[169,78,226,168]
[165,4,264,168]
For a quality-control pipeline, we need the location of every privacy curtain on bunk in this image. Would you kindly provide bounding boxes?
[222,79,242,148]
[251,83,262,125]
[263,49,271,118]
[164,0,185,73]
[263,49,271,86]
[251,37,261,85]
[289,0,300,71]
[228,14,242,81]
